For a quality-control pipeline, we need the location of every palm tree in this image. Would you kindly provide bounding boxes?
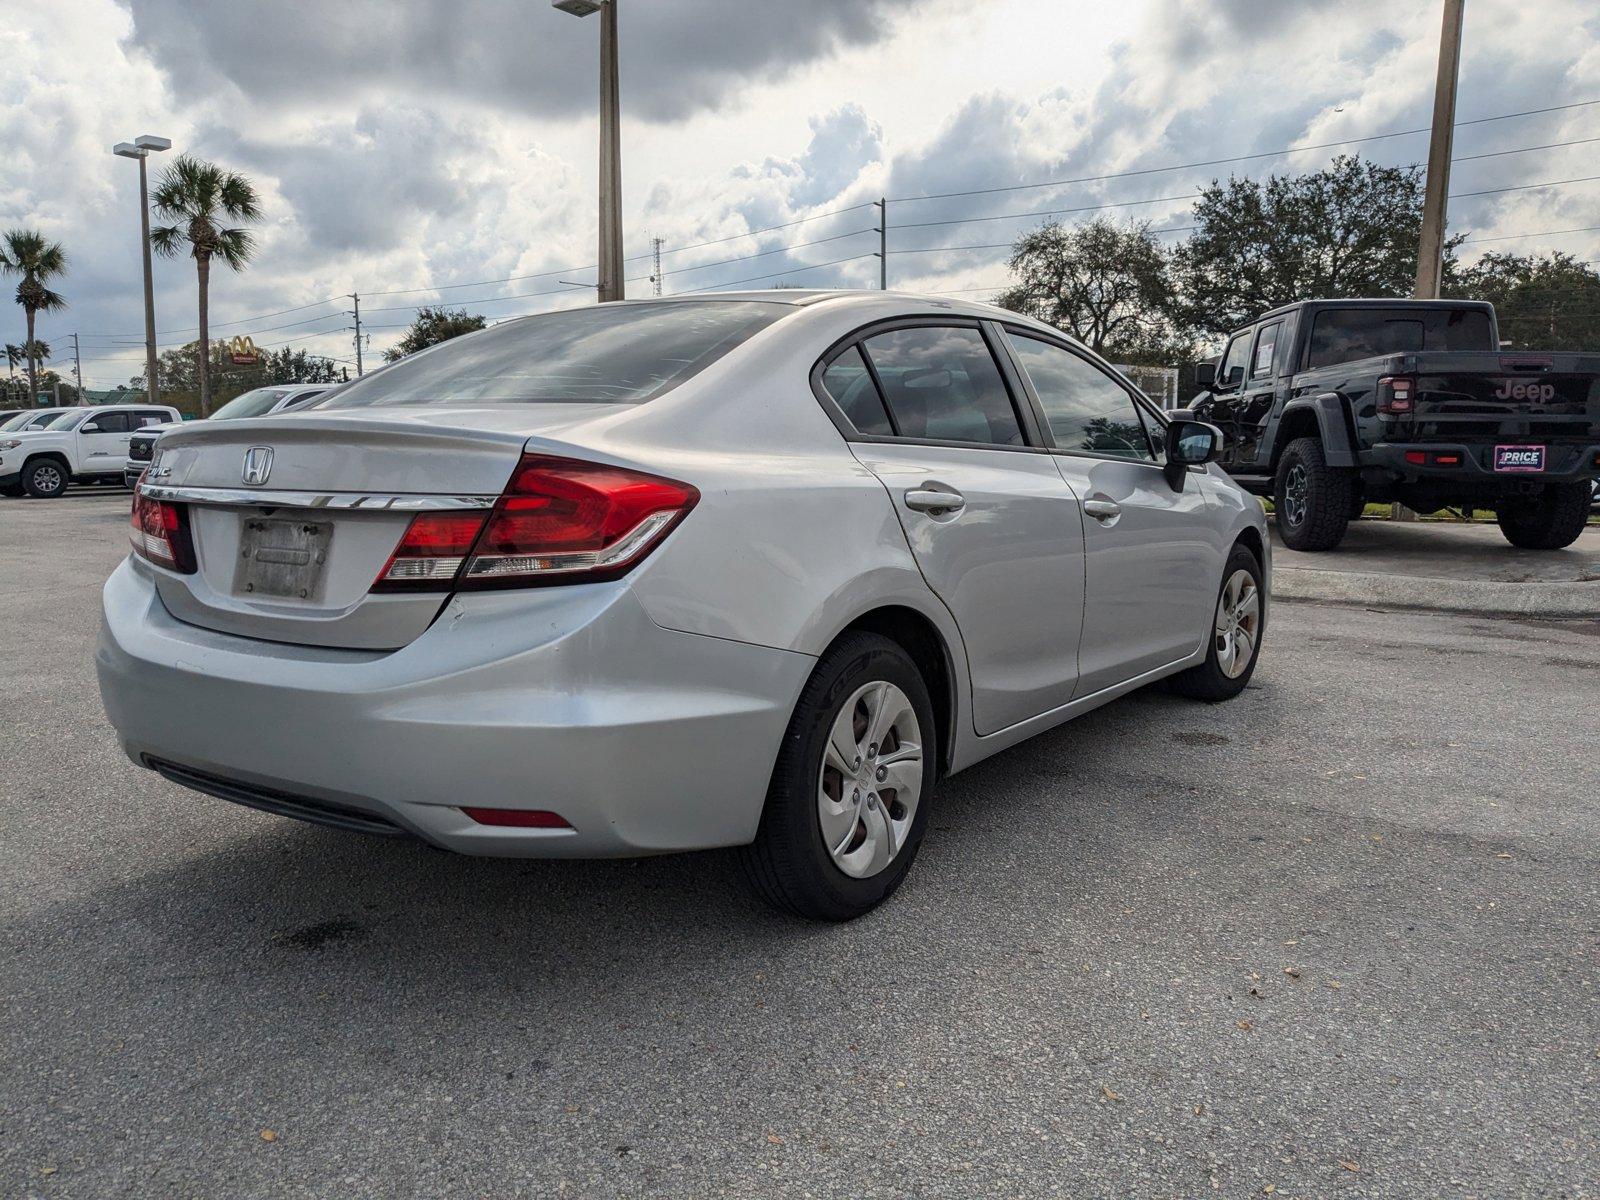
[149,155,261,416]
[0,230,68,405]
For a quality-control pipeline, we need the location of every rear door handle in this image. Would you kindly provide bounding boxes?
[1083,499,1121,521]
[904,488,965,514]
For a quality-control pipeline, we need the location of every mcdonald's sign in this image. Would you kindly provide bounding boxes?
[226,335,261,366]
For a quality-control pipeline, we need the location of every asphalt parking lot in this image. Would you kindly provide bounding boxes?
[2,489,1596,1199]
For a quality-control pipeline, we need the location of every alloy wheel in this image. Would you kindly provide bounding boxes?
[32,465,63,494]
[1214,568,1260,679]
[816,680,923,879]
[1282,463,1308,528]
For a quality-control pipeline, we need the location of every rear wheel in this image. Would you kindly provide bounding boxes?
[1274,437,1354,551]
[739,632,935,921]
[1495,483,1591,550]
[1168,543,1264,703]
[21,458,67,499]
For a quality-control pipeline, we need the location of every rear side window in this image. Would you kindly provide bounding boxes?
[1251,323,1280,379]
[320,301,790,408]
[819,346,893,436]
[858,325,1024,447]
[1306,307,1494,369]
[1008,334,1156,462]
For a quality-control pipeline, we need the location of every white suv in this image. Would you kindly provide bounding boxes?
[0,404,180,498]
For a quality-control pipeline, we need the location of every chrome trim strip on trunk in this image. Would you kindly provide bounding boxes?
[138,484,498,511]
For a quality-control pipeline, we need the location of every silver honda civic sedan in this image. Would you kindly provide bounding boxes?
[98,291,1267,919]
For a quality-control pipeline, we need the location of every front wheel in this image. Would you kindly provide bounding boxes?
[1495,483,1592,550]
[1168,543,1265,703]
[1274,437,1354,551]
[739,632,935,921]
[21,459,68,499]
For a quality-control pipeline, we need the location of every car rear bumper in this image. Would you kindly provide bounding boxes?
[97,557,814,857]
[1364,442,1600,485]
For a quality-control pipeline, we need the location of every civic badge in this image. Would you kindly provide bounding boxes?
[242,446,274,486]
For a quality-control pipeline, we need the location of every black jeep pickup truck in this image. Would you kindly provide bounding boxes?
[1189,298,1600,551]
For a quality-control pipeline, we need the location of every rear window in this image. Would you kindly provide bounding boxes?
[1305,307,1493,369]
[318,301,789,409]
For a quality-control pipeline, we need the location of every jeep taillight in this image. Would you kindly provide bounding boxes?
[1377,376,1415,415]
[129,488,196,574]
[371,454,698,593]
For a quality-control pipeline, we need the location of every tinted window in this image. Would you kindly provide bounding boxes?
[859,325,1023,447]
[1009,334,1156,462]
[819,345,893,436]
[1306,307,1494,369]
[85,412,130,433]
[1251,323,1280,379]
[321,301,789,408]
[134,411,169,427]
[1218,333,1251,390]
[211,388,299,420]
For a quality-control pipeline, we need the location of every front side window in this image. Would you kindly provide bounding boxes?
[858,325,1024,447]
[1217,332,1252,390]
[321,300,790,409]
[819,345,894,436]
[1251,323,1281,379]
[1008,334,1156,463]
[86,412,131,434]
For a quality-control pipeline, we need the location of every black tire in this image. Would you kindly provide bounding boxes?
[21,458,68,499]
[738,632,936,921]
[1273,437,1355,551]
[0,482,23,498]
[1495,483,1592,550]
[1168,542,1265,703]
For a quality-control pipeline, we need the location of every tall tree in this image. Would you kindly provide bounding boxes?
[0,229,68,404]
[995,218,1188,364]
[149,155,262,416]
[382,307,488,362]
[1171,155,1458,338]
[1447,251,1600,350]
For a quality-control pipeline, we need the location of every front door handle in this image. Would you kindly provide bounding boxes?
[1083,499,1121,521]
[904,488,965,514]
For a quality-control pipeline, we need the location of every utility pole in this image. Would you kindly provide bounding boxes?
[69,333,83,402]
[598,0,624,301]
[650,236,665,296]
[349,293,365,377]
[113,135,171,406]
[1414,0,1465,299]
[876,198,888,290]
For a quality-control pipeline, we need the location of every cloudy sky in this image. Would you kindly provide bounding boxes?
[4,0,1599,386]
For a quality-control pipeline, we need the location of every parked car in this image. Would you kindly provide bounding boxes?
[98,292,1265,919]
[1190,298,1600,550]
[0,404,180,498]
[124,384,334,487]
[1,407,75,434]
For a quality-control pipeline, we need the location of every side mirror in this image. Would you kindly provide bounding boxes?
[81,422,102,433]
[1193,360,1217,390]
[1163,419,1224,491]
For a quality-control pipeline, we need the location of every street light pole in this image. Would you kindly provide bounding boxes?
[1414,0,1465,299]
[113,135,172,405]
[554,0,625,302]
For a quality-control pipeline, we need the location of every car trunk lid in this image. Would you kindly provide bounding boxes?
[141,405,627,649]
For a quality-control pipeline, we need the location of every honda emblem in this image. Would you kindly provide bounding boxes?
[242,447,274,486]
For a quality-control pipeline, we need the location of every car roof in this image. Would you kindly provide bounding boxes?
[1246,296,1497,327]
[565,288,1062,335]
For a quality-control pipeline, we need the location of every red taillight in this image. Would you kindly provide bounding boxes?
[1377,376,1415,415]
[371,454,698,593]
[371,510,488,592]
[1403,450,1427,465]
[461,807,573,829]
[129,488,195,573]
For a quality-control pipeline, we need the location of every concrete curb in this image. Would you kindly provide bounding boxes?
[1272,566,1600,618]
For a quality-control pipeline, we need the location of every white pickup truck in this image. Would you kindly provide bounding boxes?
[0,403,180,499]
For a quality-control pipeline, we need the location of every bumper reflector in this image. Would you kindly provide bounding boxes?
[461,807,573,829]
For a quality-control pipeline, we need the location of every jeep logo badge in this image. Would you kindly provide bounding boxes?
[242,447,274,486]
[1492,379,1556,402]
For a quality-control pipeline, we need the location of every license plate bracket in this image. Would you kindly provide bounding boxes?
[236,517,333,600]
[1493,444,1546,472]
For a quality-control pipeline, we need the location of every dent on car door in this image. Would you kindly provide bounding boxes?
[818,325,1087,736]
[1001,330,1221,696]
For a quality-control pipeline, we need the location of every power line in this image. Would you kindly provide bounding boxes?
[887,99,1600,204]
[680,253,879,294]
[1462,224,1600,244]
